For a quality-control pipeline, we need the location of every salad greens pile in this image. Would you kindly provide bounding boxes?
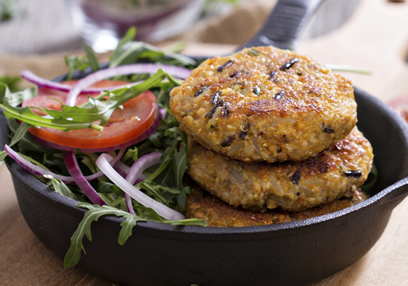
[0,27,206,267]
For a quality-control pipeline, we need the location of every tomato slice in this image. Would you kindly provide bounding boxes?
[23,80,156,150]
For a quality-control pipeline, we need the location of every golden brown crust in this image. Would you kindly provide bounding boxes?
[186,127,373,212]
[184,178,369,227]
[170,46,357,163]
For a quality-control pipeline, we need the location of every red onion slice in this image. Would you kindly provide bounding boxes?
[126,152,161,185]
[123,152,161,214]
[114,161,130,175]
[64,151,106,206]
[4,144,77,183]
[125,193,136,215]
[159,108,167,119]
[96,153,184,220]
[114,161,149,182]
[66,63,191,106]
[4,144,125,185]
[20,70,139,94]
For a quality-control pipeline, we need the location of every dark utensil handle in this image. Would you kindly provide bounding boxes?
[240,0,325,50]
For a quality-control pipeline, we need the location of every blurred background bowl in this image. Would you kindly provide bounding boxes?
[64,0,206,52]
[0,0,362,55]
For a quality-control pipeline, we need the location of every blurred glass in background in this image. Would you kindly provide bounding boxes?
[0,0,360,55]
[64,0,237,52]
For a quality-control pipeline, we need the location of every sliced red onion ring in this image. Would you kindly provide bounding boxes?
[96,153,184,220]
[126,152,161,185]
[114,161,148,182]
[4,144,125,185]
[4,144,77,184]
[159,108,167,119]
[79,147,126,182]
[4,145,122,184]
[123,152,161,214]
[115,161,130,175]
[29,104,162,153]
[125,194,136,215]
[66,63,191,106]
[64,151,106,206]
[20,70,140,94]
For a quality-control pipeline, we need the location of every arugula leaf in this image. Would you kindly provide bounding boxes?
[64,44,100,81]
[98,193,116,207]
[64,201,207,268]
[7,118,50,153]
[0,84,103,131]
[64,202,146,268]
[138,180,180,205]
[98,181,123,196]
[5,86,37,107]
[82,44,100,73]
[160,41,187,54]
[65,55,92,81]
[166,127,189,209]
[132,120,191,210]
[166,128,188,186]
[42,152,70,175]
[110,26,137,65]
[45,175,79,200]
[110,197,126,209]
[110,41,195,68]
[122,147,138,162]
[9,122,31,147]
[0,75,21,92]
[0,150,7,162]
[78,152,99,174]
[19,151,51,171]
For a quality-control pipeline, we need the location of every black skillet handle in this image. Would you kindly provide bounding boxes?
[239,0,325,50]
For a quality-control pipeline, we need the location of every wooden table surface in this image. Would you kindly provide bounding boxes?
[1,0,408,285]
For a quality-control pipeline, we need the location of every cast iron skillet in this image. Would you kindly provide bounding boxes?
[2,0,408,285]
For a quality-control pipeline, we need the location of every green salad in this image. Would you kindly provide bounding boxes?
[0,28,206,267]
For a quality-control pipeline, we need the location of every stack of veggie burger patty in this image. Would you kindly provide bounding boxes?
[170,46,374,227]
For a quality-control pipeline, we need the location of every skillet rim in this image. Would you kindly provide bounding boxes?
[2,86,408,236]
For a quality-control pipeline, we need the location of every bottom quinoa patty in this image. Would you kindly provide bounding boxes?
[187,127,373,212]
[184,178,369,227]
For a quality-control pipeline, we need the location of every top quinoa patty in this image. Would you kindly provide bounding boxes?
[170,46,357,163]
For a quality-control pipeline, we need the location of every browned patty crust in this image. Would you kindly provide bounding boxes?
[184,179,369,227]
[170,46,357,163]
[187,127,373,212]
